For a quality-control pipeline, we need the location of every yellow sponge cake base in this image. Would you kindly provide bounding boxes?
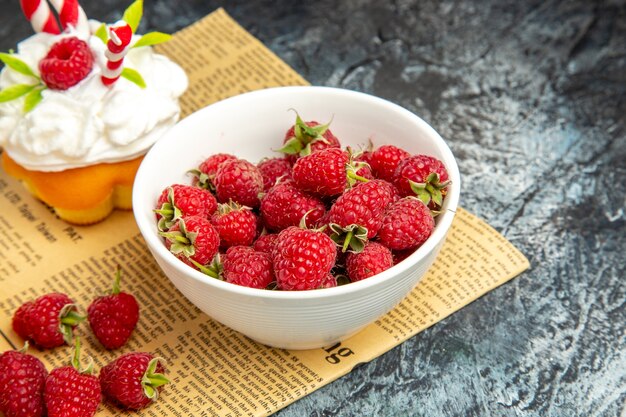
[2,152,142,225]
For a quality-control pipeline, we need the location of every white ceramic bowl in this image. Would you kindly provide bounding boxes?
[133,86,460,350]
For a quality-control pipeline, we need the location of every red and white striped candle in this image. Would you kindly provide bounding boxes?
[48,0,89,34]
[101,22,133,86]
[20,0,89,34]
[19,0,61,34]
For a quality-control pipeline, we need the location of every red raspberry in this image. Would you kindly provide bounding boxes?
[257,157,292,191]
[189,153,237,190]
[87,267,139,350]
[292,148,350,196]
[273,226,337,290]
[45,367,100,417]
[369,145,410,182]
[314,209,331,230]
[354,148,375,180]
[279,116,340,163]
[214,159,264,208]
[162,216,220,270]
[253,233,279,254]
[319,273,338,288]
[44,340,101,417]
[378,197,435,250]
[100,352,169,410]
[155,184,217,231]
[356,148,374,166]
[260,180,326,231]
[327,180,398,251]
[11,301,33,343]
[12,293,83,349]
[39,36,94,90]
[393,154,450,209]
[355,163,375,180]
[211,202,258,248]
[223,246,274,289]
[0,348,48,417]
[381,179,402,203]
[346,242,393,282]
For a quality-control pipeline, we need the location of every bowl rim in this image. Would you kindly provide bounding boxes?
[133,85,460,300]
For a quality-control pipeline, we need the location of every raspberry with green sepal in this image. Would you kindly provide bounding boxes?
[278,113,340,163]
[160,216,220,273]
[100,352,169,410]
[393,154,450,209]
[211,201,258,248]
[12,293,84,349]
[188,153,237,190]
[155,184,217,231]
[44,338,101,417]
[87,266,139,350]
[327,180,397,252]
[346,242,393,282]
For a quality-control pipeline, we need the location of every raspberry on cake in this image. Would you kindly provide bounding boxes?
[0,0,188,224]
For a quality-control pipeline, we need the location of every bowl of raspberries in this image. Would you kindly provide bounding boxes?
[133,86,460,349]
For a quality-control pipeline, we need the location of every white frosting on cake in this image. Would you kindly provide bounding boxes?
[0,25,188,172]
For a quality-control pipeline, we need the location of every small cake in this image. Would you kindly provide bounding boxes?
[0,0,188,224]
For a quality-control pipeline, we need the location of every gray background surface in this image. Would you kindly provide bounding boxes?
[1,0,625,416]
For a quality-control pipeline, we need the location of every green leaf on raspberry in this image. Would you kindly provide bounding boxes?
[277,137,304,155]
[294,112,330,141]
[408,173,450,208]
[189,254,223,279]
[346,163,370,187]
[293,112,304,139]
[121,67,147,88]
[70,337,95,374]
[23,86,45,113]
[133,31,172,48]
[58,303,85,346]
[335,274,351,286]
[111,265,123,295]
[0,83,37,103]
[141,358,170,400]
[160,218,198,258]
[300,142,312,157]
[160,231,193,256]
[345,147,371,187]
[409,180,431,205]
[298,209,326,232]
[155,187,182,230]
[428,184,443,207]
[187,168,215,191]
[0,53,39,80]
[123,0,143,33]
[218,200,250,215]
[329,223,368,253]
[94,23,108,43]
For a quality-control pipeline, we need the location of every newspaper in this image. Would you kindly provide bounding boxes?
[0,9,530,417]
